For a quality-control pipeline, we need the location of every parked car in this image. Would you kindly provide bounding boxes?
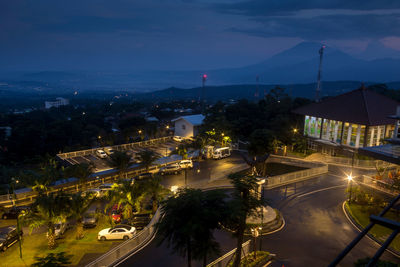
[159,163,181,175]
[98,183,114,196]
[96,149,107,159]
[104,147,115,155]
[173,136,184,142]
[110,204,124,223]
[135,172,153,180]
[82,188,101,198]
[2,206,30,220]
[179,159,193,169]
[82,212,98,228]
[47,221,69,239]
[98,224,136,241]
[0,226,22,252]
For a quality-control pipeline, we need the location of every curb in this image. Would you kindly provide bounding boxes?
[342,201,400,258]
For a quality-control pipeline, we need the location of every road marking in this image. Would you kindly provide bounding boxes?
[297,184,346,198]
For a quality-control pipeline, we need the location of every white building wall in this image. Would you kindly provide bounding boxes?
[174,119,194,138]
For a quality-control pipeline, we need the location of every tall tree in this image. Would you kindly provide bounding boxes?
[23,193,70,249]
[68,192,91,239]
[156,188,227,267]
[108,179,146,218]
[108,151,133,179]
[65,162,95,191]
[245,129,275,176]
[135,150,159,172]
[143,176,168,213]
[224,173,263,267]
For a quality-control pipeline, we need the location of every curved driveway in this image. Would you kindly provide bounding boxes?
[119,169,400,267]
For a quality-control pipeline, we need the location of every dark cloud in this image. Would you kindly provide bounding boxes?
[229,13,400,40]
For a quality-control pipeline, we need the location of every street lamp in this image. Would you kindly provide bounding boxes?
[347,174,353,203]
[11,178,23,259]
[251,227,260,260]
[221,133,224,146]
[293,128,298,133]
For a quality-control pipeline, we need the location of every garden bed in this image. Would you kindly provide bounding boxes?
[345,202,400,253]
[227,251,273,267]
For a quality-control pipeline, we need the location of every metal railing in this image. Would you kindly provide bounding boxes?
[56,136,173,160]
[206,240,252,267]
[86,208,161,267]
[0,159,182,208]
[324,155,391,168]
[265,164,328,189]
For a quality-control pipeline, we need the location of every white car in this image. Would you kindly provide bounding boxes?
[98,225,136,241]
[96,149,107,159]
[179,159,193,169]
[104,147,115,155]
[173,136,184,142]
[82,188,101,198]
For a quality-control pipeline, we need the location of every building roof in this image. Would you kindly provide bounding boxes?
[293,87,399,126]
[172,114,205,126]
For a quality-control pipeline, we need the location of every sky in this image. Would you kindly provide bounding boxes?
[2,0,400,71]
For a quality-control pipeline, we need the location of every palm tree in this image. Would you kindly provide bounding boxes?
[135,150,159,172]
[65,162,94,191]
[108,151,133,179]
[108,180,146,219]
[68,193,91,239]
[156,188,227,267]
[143,176,168,213]
[224,173,263,267]
[175,144,188,160]
[22,193,70,249]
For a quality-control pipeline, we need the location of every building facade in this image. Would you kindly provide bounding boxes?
[45,97,69,109]
[294,87,399,154]
[172,114,205,138]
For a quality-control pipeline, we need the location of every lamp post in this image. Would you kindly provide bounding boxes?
[221,133,224,147]
[251,227,260,260]
[347,174,353,203]
[11,178,23,259]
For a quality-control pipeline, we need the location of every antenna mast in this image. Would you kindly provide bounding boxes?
[315,45,326,102]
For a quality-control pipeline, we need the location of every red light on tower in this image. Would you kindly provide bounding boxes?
[203,74,207,80]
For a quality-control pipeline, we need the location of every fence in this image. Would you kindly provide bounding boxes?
[265,164,328,189]
[86,208,161,267]
[56,136,173,160]
[0,159,181,208]
[323,155,391,168]
[360,175,399,196]
[206,240,252,267]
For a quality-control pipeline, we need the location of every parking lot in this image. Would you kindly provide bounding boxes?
[59,138,184,172]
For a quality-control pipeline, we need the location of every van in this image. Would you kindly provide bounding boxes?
[212,147,231,160]
[179,159,193,169]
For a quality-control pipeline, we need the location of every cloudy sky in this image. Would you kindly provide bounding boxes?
[2,0,400,71]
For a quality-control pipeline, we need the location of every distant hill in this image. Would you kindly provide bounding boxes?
[132,81,374,101]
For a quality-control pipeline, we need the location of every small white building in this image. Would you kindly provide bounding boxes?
[45,97,69,109]
[172,114,205,138]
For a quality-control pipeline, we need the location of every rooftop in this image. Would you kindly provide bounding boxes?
[293,87,399,126]
[172,114,205,126]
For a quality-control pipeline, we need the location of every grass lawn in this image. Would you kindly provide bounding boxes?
[265,162,307,176]
[346,202,400,252]
[1,216,122,267]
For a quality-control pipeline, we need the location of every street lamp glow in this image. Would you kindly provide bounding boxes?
[347,174,353,181]
[166,125,169,129]
[138,130,142,134]
[221,133,224,137]
[293,128,298,133]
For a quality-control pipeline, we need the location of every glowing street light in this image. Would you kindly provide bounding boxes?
[347,174,353,202]
[166,125,170,129]
[293,128,298,133]
[138,130,142,134]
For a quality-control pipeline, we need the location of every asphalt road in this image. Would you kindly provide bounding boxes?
[119,170,400,267]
